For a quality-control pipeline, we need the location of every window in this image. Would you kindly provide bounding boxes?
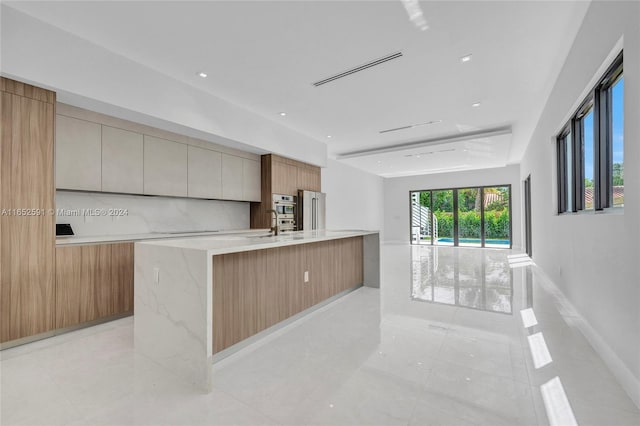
[556,51,623,213]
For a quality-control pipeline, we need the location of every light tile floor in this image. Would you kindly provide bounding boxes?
[1,245,639,425]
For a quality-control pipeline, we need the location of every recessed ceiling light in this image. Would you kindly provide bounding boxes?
[279,112,287,117]
[472,102,481,107]
[197,72,208,78]
[326,135,332,139]
[460,54,473,63]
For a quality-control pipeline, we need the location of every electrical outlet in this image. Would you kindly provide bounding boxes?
[304,271,309,283]
[153,267,160,285]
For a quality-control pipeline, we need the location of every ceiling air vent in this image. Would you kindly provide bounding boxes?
[313,52,403,87]
[379,120,442,134]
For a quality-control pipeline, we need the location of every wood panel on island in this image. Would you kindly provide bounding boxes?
[250,154,322,229]
[212,237,363,352]
[1,77,56,344]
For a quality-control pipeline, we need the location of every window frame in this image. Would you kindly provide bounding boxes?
[556,51,623,214]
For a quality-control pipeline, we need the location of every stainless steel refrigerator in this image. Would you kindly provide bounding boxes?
[297,190,326,231]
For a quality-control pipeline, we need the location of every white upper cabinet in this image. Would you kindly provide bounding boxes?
[143,135,188,197]
[56,115,102,191]
[242,159,261,202]
[188,146,222,199]
[101,126,143,194]
[221,154,243,200]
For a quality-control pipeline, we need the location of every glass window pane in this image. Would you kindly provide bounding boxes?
[410,191,432,244]
[611,76,624,207]
[566,133,572,212]
[432,190,454,246]
[484,186,510,248]
[583,109,595,210]
[457,188,481,247]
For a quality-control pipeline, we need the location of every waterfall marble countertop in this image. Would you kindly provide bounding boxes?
[137,229,379,255]
[55,228,271,246]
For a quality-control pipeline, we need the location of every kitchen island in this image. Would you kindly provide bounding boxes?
[134,230,380,392]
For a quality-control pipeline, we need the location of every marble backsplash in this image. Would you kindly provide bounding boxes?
[56,191,250,236]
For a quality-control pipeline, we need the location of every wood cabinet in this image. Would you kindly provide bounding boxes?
[1,78,56,343]
[212,237,363,353]
[101,125,144,194]
[55,115,102,191]
[272,161,299,196]
[250,154,322,229]
[143,135,188,197]
[297,166,322,192]
[221,153,243,200]
[55,242,134,329]
[242,159,261,202]
[188,146,222,199]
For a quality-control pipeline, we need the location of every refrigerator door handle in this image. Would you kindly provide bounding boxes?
[311,197,316,230]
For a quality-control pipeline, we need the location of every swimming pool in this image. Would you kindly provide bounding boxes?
[436,238,510,246]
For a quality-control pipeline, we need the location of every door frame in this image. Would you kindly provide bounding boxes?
[524,175,532,257]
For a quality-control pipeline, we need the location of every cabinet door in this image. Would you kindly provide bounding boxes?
[56,115,102,191]
[297,166,321,192]
[55,242,134,329]
[242,159,261,202]
[1,82,56,343]
[272,161,298,196]
[188,146,222,199]
[102,126,143,194]
[111,243,134,314]
[221,154,243,200]
[55,245,83,328]
[143,135,188,197]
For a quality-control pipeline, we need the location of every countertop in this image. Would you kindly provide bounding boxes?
[55,229,271,246]
[138,229,378,255]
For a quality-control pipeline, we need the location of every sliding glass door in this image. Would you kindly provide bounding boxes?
[410,185,511,248]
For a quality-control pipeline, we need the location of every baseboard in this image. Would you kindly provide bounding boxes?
[534,267,640,409]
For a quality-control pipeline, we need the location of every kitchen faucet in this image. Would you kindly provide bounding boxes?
[266,209,280,236]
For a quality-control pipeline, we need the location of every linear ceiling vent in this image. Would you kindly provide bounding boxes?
[380,120,442,134]
[313,52,403,87]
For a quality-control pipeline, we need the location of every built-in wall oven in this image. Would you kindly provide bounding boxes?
[272,194,296,232]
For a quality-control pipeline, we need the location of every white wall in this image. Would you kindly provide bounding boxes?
[383,165,521,248]
[321,160,384,235]
[56,191,249,236]
[519,1,640,406]
[0,5,327,167]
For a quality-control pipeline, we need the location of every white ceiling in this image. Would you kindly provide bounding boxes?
[5,1,589,177]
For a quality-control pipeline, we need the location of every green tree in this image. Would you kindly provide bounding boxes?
[419,191,431,207]
[613,163,624,186]
[432,190,453,212]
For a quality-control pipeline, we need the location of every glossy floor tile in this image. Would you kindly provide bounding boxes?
[2,244,639,425]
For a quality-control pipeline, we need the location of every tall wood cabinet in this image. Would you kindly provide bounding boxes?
[250,154,322,229]
[0,78,56,343]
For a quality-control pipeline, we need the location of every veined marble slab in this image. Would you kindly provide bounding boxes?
[138,229,380,256]
[134,230,380,392]
[56,228,270,246]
